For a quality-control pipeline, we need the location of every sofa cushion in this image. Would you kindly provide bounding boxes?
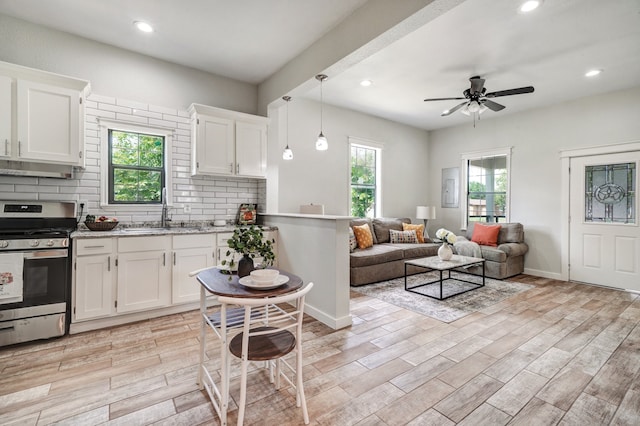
[350,218,377,244]
[373,218,411,243]
[350,244,404,268]
[471,223,501,247]
[391,243,439,258]
[353,223,374,249]
[402,223,425,243]
[465,222,525,244]
[389,229,418,244]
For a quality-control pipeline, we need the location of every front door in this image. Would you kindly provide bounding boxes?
[569,152,639,290]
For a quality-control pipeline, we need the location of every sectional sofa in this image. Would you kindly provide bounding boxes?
[349,218,528,286]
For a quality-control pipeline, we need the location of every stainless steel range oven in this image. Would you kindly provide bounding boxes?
[0,201,76,347]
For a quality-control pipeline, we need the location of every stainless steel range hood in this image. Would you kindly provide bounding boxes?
[0,160,74,179]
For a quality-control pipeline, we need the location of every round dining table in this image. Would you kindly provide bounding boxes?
[194,266,304,425]
[195,267,303,298]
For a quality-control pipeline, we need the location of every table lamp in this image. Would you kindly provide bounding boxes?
[416,206,436,241]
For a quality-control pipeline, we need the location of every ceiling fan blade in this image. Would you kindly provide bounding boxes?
[469,77,485,95]
[424,97,466,102]
[485,86,534,98]
[482,99,505,112]
[441,101,468,116]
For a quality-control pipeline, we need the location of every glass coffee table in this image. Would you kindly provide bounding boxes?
[404,255,486,300]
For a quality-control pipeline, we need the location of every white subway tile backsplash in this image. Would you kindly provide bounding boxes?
[1,93,265,224]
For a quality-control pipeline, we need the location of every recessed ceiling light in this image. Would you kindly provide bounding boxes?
[585,69,602,77]
[134,21,154,33]
[519,1,541,13]
[360,80,372,87]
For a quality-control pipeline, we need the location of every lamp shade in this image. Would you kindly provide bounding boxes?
[416,206,436,220]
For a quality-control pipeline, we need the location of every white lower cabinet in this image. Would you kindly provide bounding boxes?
[72,230,276,327]
[74,238,114,321]
[116,236,171,313]
[172,234,215,304]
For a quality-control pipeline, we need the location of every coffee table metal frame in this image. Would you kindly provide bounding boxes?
[404,255,486,300]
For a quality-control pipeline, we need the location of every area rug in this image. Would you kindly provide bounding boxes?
[352,272,534,323]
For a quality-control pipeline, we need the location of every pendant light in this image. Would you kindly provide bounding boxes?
[315,74,328,151]
[282,96,293,160]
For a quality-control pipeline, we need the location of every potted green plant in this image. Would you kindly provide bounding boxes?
[221,225,276,277]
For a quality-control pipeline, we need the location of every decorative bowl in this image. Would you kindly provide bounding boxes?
[85,221,119,231]
[249,269,279,285]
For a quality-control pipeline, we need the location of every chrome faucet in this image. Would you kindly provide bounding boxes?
[161,187,171,228]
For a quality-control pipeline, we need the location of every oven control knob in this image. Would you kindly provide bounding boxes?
[46,240,55,247]
[30,240,40,247]
[0,240,8,248]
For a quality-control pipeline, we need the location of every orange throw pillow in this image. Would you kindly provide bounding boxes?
[471,223,501,247]
[352,223,374,249]
[402,223,425,243]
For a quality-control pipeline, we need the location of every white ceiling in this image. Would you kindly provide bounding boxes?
[1,0,639,131]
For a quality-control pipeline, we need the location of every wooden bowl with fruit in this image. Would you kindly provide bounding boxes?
[84,215,119,231]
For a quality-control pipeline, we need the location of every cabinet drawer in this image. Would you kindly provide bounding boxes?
[217,232,233,246]
[173,233,214,250]
[76,238,113,255]
[118,236,170,253]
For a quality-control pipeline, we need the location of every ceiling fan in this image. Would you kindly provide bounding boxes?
[424,76,534,116]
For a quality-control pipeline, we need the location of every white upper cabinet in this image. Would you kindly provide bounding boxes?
[0,76,11,158]
[189,104,268,178]
[0,61,89,167]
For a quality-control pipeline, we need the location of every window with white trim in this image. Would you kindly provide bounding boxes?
[99,120,173,207]
[461,148,511,228]
[349,138,382,218]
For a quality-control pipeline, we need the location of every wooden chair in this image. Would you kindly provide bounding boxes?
[217,282,314,425]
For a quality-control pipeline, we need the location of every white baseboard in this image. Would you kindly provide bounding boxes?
[304,303,352,330]
[523,268,563,280]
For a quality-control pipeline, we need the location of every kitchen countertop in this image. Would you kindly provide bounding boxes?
[72,224,276,239]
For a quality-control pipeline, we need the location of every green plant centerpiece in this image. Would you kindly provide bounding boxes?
[221,225,276,278]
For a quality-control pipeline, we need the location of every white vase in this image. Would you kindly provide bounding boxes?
[438,243,453,261]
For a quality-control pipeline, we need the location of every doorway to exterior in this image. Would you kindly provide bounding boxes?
[562,144,639,291]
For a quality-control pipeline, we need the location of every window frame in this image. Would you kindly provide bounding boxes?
[349,137,383,218]
[99,119,173,210]
[460,147,512,230]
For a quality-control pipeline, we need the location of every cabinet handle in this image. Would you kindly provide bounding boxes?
[163,253,166,266]
[18,140,21,157]
[229,163,233,173]
[85,245,105,249]
[107,256,111,272]
[173,252,176,265]
[236,163,239,174]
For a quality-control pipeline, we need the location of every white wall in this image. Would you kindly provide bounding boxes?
[268,98,430,218]
[428,86,640,278]
[0,14,257,114]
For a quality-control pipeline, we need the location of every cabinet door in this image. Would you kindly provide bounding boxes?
[235,121,267,177]
[194,114,234,175]
[75,254,113,321]
[16,80,82,165]
[172,247,215,304]
[0,75,11,158]
[116,250,171,313]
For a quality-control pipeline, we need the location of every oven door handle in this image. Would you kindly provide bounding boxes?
[22,249,69,260]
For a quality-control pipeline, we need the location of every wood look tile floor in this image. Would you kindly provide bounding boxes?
[2,275,640,425]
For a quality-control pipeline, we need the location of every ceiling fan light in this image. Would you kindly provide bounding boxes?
[585,69,602,77]
[478,104,488,114]
[467,101,480,113]
[460,108,471,116]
